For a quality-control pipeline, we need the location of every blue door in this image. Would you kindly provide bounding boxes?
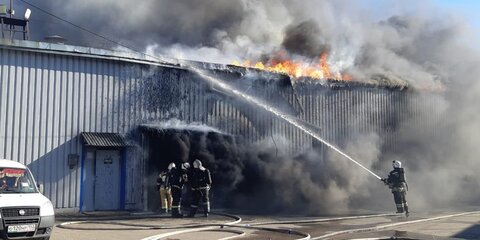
[94,150,121,210]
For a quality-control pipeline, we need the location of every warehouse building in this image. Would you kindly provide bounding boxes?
[0,38,440,212]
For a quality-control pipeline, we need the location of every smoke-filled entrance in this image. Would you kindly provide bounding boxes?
[141,125,238,211]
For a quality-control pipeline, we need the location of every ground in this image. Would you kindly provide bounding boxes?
[50,210,480,240]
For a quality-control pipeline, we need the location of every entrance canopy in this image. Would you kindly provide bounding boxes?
[80,132,129,148]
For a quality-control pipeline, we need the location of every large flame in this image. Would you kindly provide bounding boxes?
[233,51,351,81]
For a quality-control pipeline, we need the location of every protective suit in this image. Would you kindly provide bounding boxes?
[156,170,172,213]
[166,162,185,218]
[187,159,212,217]
[382,160,409,216]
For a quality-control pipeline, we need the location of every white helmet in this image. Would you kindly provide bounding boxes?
[193,159,202,169]
[392,160,402,169]
[168,162,176,170]
[181,162,190,170]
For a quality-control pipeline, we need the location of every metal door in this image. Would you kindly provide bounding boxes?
[94,150,121,210]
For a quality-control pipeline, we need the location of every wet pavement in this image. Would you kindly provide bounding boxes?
[50,210,480,240]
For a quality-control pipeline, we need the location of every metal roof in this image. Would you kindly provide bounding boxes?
[81,132,129,148]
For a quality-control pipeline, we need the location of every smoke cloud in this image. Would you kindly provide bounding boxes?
[26,0,480,213]
[27,0,468,87]
[144,123,385,214]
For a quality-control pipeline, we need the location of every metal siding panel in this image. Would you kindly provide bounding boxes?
[90,60,98,132]
[120,64,126,133]
[37,54,47,187]
[105,61,111,131]
[17,52,27,165]
[5,50,14,159]
[31,52,40,171]
[71,57,82,208]
[0,49,5,158]
[63,56,73,208]
[10,52,19,161]
[44,54,54,205]
[25,52,35,166]
[112,63,117,132]
[0,49,3,157]
[96,60,104,131]
[1,49,10,158]
[84,59,91,133]
[54,55,64,208]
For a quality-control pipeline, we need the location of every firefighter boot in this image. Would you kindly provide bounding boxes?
[396,204,404,214]
[187,206,197,218]
[203,202,210,217]
[404,203,409,217]
[171,208,183,218]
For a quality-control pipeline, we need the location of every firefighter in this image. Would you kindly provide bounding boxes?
[187,159,212,218]
[180,162,192,210]
[382,160,409,216]
[166,162,185,218]
[156,170,172,213]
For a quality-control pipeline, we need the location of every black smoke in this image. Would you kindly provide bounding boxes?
[281,20,329,58]
[144,125,384,214]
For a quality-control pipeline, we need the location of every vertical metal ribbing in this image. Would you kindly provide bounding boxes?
[376,90,380,134]
[0,49,3,158]
[138,66,145,123]
[8,50,16,160]
[115,62,121,133]
[128,66,134,128]
[368,90,373,134]
[342,90,348,145]
[189,77,195,123]
[363,89,369,136]
[347,90,352,144]
[366,90,371,136]
[98,59,104,129]
[18,51,26,166]
[326,91,332,146]
[389,91,395,152]
[110,62,117,131]
[386,90,392,152]
[380,90,386,152]
[29,52,38,173]
[4,49,12,159]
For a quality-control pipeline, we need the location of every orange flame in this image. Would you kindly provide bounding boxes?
[233,51,351,81]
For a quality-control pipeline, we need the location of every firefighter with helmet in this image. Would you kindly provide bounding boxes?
[382,160,409,216]
[156,169,172,213]
[166,162,185,218]
[181,162,192,208]
[187,159,212,217]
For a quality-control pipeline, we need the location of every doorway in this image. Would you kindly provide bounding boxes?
[94,150,121,210]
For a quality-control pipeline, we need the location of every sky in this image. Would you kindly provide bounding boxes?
[435,0,480,30]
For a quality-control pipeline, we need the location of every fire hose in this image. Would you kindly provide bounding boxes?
[56,211,404,240]
[57,212,311,240]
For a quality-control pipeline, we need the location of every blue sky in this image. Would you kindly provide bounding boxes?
[435,0,480,29]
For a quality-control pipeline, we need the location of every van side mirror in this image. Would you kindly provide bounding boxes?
[37,183,44,194]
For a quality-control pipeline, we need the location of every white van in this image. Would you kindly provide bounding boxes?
[0,159,54,240]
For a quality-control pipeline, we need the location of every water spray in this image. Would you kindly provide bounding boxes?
[185,64,382,180]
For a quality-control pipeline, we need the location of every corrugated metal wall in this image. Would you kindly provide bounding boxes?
[0,45,441,209]
[0,48,151,209]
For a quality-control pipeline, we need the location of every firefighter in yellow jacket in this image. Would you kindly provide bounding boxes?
[156,167,172,213]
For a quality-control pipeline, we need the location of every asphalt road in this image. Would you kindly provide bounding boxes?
[50,211,480,240]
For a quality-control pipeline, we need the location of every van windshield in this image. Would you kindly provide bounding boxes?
[0,168,38,194]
